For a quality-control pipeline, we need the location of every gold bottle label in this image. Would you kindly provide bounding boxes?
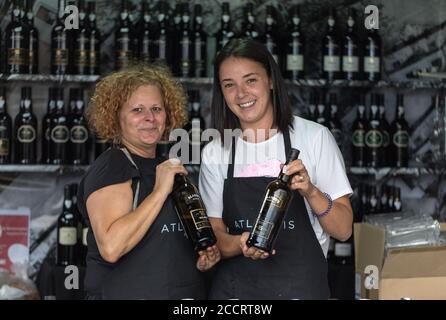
[189,208,211,230]
[251,219,274,240]
[0,138,9,156]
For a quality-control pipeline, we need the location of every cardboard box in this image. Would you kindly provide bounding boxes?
[354,222,446,300]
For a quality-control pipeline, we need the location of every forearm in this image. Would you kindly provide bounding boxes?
[103,189,168,261]
[214,230,243,259]
[305,188,353,241]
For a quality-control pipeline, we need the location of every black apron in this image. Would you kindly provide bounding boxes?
[209,129,329,300]
[100,149,206,300]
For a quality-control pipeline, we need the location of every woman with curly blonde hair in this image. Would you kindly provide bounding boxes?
[77,65,220,300]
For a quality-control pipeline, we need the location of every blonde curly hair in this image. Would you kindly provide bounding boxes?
[87,64,188,143]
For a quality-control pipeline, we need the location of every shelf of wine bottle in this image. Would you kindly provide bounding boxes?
[0,74,100,83]
[1,74,445,88]
[348,166,446,176]
[0,165,89,173]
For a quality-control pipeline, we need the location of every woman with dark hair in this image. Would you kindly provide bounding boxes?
[199,39,353,299]
[77,65,220,299]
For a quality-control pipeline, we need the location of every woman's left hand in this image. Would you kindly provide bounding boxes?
[283,160,316,198]
[196,245,221,272]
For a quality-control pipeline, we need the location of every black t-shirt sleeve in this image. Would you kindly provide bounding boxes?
[82,148,140,204]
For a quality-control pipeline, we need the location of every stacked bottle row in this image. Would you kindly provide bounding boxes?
[0,0,100,76]
[304,91,410,168]
[0,86,109,165]
[0,0,381,81]
[56,183,88,267]
[354,183,403,221]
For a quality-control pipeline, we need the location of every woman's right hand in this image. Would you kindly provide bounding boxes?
[153,158,188,196]
[239,232,276,260]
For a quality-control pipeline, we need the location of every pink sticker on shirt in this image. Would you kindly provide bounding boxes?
[237,159,283,177]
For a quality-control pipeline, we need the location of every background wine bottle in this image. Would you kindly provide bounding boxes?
[192,4,206,78]
[87,1,100,75]
[327,93,343,150]
[240,2,259,40]
[247,148,300,253]
[216,2,234,52]
[115,0,134,70]
[183,90,205,164]
[42,87,56,164]
[379,94,391,166]
[69,88,89,165]
[24,0,39,74]
[284,5,304,81]
[152,1,170,66]
[0,88,12,164]
[50,88,69,164]
[51,0,71,75]
[57,184,78,266]
[263,5,279,64]
[322,8,341,82]
[363,26,382,81]
[365,94,383,167]
[342,8,360,81]
[73,0,88,75]
[5,0,29,74]
[172,174,217,252]
[14,87,37,164]
[137,0,152,65]
[179,3,192,78]
[391,94,410,167]
[94,134,110,159]
[351,93,367,167]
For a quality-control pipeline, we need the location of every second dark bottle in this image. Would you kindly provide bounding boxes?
[247,148,300,253]
[171,174,217,252]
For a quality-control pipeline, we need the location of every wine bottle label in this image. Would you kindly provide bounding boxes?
[54,50,68,67]
[394,200,402,211]
[323,55,340,72]
[82,227,88,246]
[334,243,352,257]
[252,219,274,240]
[264,195,285,209]
[71,125,89,143]
[370,196,377,208]
[190,208,212,230]
[51,125,69,143]
[155,38,167,60]
[75,49,88,67]
[17,125,36,143]
[0,139,9,156]
[352,129,365,147]
[89,50,97,67]
[287,54,303,71]
[116,50,132,69]
[365,129,383,148]
[342,56,359,72]
[393,131,409,147]
[364,57,380,73]
[59,227,77,246]
[8,48,27,66]
[194,39,205,74]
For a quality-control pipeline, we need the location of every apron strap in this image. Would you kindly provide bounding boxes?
[227,127,293,179]
[120,147,140,211]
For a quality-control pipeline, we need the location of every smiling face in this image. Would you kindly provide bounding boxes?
[119,84,167,156]
[219,57,274,132]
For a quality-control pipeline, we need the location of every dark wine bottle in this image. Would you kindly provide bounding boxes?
[42,88,56,164]
[284,5,304,80]
[69,88,89,165]
[342,8,360,81]
[363,27,381,81]
[73,0,88,75]
[87,1,100,75]
[14,87,37,164]
[184,90,205,164]
[137,0,152,65]
[0,88,12,164]
[247,148,300,253]
[50,88,69,164]
[5,0,29,74]
[51,0,71,75]
[391,94,410,167]
[379,94,391,166]
[153,1,170,66]
[216,2,234,52]
[240,2,259,40]
[57,184,78,266]
[172,174,217,252]
[263,5,279,64]
[179,3,192,78]
[327,93,343,150]
[192,4,206,78]
[322,8,341,82]
[94,134,110,159]
[365,94,383,167]
[24,0,39,74]
[115,0,134,70]
[351,93,367,167]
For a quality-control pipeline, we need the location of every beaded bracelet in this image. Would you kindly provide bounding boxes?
[312,192,333,218]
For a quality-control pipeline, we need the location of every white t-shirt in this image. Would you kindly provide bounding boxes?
[198,116,353,256]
